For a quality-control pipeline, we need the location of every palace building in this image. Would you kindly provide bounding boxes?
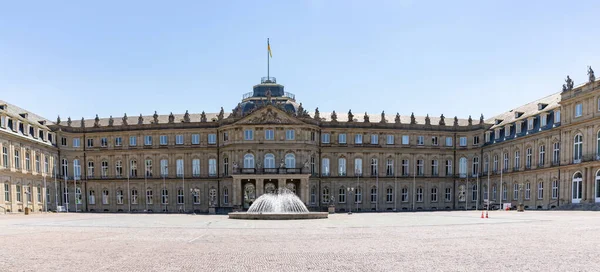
[1,71,600,214]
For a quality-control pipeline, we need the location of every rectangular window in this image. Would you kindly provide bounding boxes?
[160,159,169,176]
[192,159,200,177]
[265,129,274,140]
[473,136,479,146]
[177,189,184,204]
[16,185,22,202]
[223,132,229,142]
[115,137,122,147]
[401,160,409,176]
[552,180,558,199]
[286,129,295,140]
[553,142,560,164]
[513,184,519,200]
[386,135,394,145]
[144,135,152,146]
[61,137,67,146]
[528,119,534,130]
[321,158,330,176]
[159,135,168,145]
[100,137,107,147]
[445,187,451,201]
[445,160,452,176]
[386,159,394,176]
[431,160,438,176]
[402,135,409,145]
[192,134,200,145]
[3,147,10,168]
[244,129,254,140]
[575,103,583,117]
[540,115,547,127]
[129,136,137,146]
[371,134,378,145]
[431,136,438,146]
[338,133,346,144]
[538,182,544,199]
[417,136,424,146]
[209,159,217,176]
[459,137,467,147]
[445,137,453,147]
[176,135,184,145]
[87,138,94,147]
[554,110,561,123]
[4,183,10,202]
[416,160,424,176]
[176,159,184,177]
[322,133,330,143]
[355,134,362,144]
[208,134,216,144]
[310,131,315,141]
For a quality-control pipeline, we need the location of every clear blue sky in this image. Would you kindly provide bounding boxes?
[1,0,599,121]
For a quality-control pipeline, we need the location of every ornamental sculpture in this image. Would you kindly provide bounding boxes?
[201,111,207,122]
[153,111,159,124]
[81,117,85,128]
[168,112,175,123]
[56,115,61,125]
[94,114,100,127]
[395,113,401,124]
[480,114,484,124]
[331,111,337,122]
[363,112,369,123]
[108,116,114,127]
[562,75,574,92]
[425,114,430,125]
[588,66,595,83]
[347,110,354,122]
[138,114,144,125]
[410,112,416,124]
[67,117,72,127]
[439,114,445,126]
[296,103,309,118]
[183,110,190,123]
[380,111,386,123]
[453,116,458,126]
[218,107,224,121]
[468,115,472,126]
[122,113,128,126]
[314,107,320,120]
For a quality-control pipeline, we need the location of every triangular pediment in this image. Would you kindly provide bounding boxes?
[235,106,305,125]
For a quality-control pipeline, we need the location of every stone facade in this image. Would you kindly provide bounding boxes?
[1,73,600,213]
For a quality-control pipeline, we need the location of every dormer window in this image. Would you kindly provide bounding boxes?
[538,103,547,110]
[504,124,511,136]
[485,132,491,142]
[528,118,534,130]
[514,111,523,119]
[0,104,6,110]
[516,121,522,134]
[540,113,547,127]
[38,120,46,125]
[495,119,503,125]
[495,128,501,139]
[19,113,28,119]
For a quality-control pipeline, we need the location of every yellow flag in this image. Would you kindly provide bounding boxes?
[268,42,272,58]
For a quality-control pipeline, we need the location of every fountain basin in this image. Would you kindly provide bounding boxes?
[228,212,328,220]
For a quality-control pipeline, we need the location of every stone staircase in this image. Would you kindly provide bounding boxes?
[552,203,600,211]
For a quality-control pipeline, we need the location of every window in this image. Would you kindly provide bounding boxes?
[14,150,20,169]
[550,143,560,165]
[552,180,558,199]
[115,160,122,178]
[25,152,30,171]
[513,184,519,200]
[192,159,200,177]
[244,129,254,140]
[338,133,346,144]
[131,189,138,204]
[459,137,467,147]
[192,188,200,204]
[310,131,316,141]
[161,188,168,204]
[575,103,583,117]
[223,187,229,204]
[86,138,94,147]
[502,184,507,201]
[386,159,394,176]
[35,156,42,174]
[208,159,217,176]
[310,156,315,175]
[537,182,544,199]
[431,187,438,202]
[16,185,22,202]
[286,129,295,140]
[176,135,184,145]
[145,159,153,177]
[416,159,423,176]
[265,129,275,140]
[102,189,109,204]
[176,159,184,177]
[371,134,378,144]
[574,134,583,161]
[223,157,229,176]
[44,157,49,174]
[503,153,509,171]
[483,156,489,173]
[146,189,153,204]
[101,161,108,178]
[73,159,81,179]
[24,186,31,203]
[445,187,451,201]
[114,137,122,147]
[338,187,346,203]
[160,135,168,145]
[541,115,547,127]
[223,132,229,142]
[513,151,520,170]
[310,186,316,204]
[370,158,378,176]
[100,137,108,147]
[285,153,295,168]
[431,160,439,176]
[539,145,546,166]
[129,136,137,146]
[322,187,330,204]
[208,134,216,144]
[483,185,488,200]
[352,134,360,144]
[177,188,184,204]
[458,157,467,178]
[4,183,9,202]
[445,159,452,176]
[160,159,169,177]
[322,133,330,143]
[73,138,80,147]
[402,135,409,145]
[243,154,255,169]
[528,118,534,130]
[354,187,362,203]
[130,160,137,177]
[191,134,200,144]
[354,158,362,176]
[432,136,438,146]
[445,137,452,146]
[573,172,583,202]
[473,136,479,146]
[598,130,600,157]
[385,187,393,202]
[554,110,561,123]
[472,184,478,201]
[492,185,497,200]
[370,187,377,203]
[401,160,409,176]
[472,157,479,176]
[144,135,152,146]
[322,158,330,176]
[2,147,8,168]
[416,136,424,146]
[87,161,94,177]
[338,158,346,176]
[117,189,124,204]
[386,135,394,145]
[401,187,409,202]
[526,148,533,168]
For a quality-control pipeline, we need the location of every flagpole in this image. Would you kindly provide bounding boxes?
[267,38,270,79]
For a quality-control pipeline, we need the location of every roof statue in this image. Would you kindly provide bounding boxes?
[453,116,458,126]
[588,66,595,83]
[425,114,431,125]
[265,89,272,104]
[81,117,85,128]
[363,112,370,123]
[395,113,401,124]
[122,113,128,126]
[468,115,473,126]
[331,111,338,122]
[297,103,309,118]
[183,110,190,123]
[314,107,320,120]
[218,107,224,121]
[67,117,72,127]
[380,111,386,123]
[138,114,144,125]
[168,112,175,123]
[56,115,61,125]
[410,112,416,124]
[93,114,100,127]
[563,75,574,92]
[347,110,354,122]
[439,114,445,126]
[479,114,484,124]
[108,116,114,127]
[153,111,159,124]
[201,111,207,122]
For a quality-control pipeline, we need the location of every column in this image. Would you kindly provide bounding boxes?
[587,167,594,203]
[232,177,240,206]
[301,178,309,204]
[278,178,284,190]
[256,178,264,197]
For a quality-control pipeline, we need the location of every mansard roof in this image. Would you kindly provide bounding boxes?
[486,92,561,129]
[0,99,53,129]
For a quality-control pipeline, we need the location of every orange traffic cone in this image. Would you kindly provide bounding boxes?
[485,211,489,218]
[481,211,484,218]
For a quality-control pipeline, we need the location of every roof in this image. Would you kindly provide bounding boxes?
[74,112,226,128]
[486,93,561,129]
[0,99,53,129]
[316,112,473,126]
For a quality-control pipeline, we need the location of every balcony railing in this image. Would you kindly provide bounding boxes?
[236,168,306,175]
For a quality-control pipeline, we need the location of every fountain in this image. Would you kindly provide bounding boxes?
[228,188,328,220]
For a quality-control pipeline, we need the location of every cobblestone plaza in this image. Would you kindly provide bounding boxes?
[1,211,599,271]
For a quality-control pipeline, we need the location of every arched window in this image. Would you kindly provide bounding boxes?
[101,160,109,178]
[355,187,362,203]
[146,188,153,204]
[73,159,80,179]
[264,153,275,169]
[514,150,520,169]
[492,185,497,200]
[431,187,438,202]
[525,182,531,200]
[116,189,124,204]
[502,183,508,201]
[386,187,393,203]
[161,188,168,204]
[370,186,377,203]
[131,189,138,204]
[482,185,488,200]
[322,187,330,204]
[574,134,583,161]
[416,187,423,202]
[223,187,229,204]
[493,155,498,172]
[115,160,123,178]
[244,154,255,169]
[539,145,546,166]
[310,186,316,204]
[472,184,478,201]
[285,153,295,168]
[401,187,409,202]
[87,160,94,178]
[338,187,346,203]
[144,159,152,177]
[130,160,137,177]
[102,189,109,204]
[354,158,363,176]
[459,157,467,178]
[88,190,95,205]
[338,157,346,176]
[61,158,68,177]
[572,172,583,203]
[472,157,479,176]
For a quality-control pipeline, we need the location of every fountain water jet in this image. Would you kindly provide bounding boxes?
[228,188,328,220]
